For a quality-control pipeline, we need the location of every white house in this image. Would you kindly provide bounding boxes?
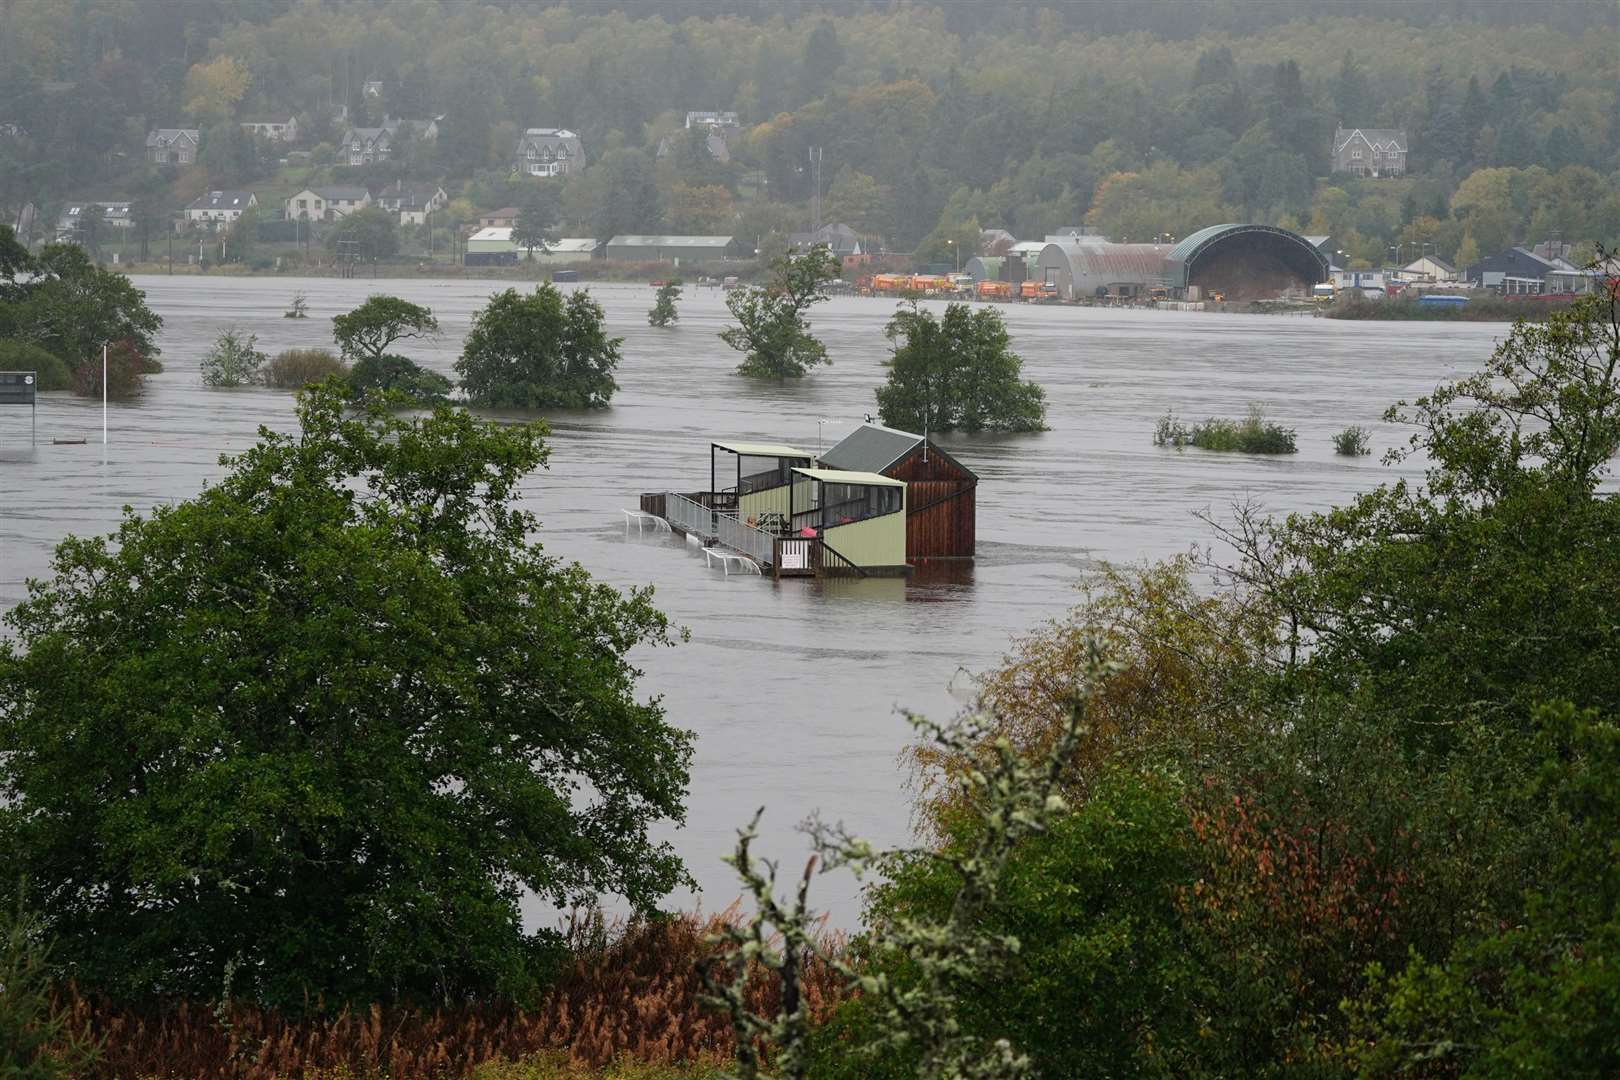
[285,186,371,222]
[372,181,449,226]
[55,200,135,240]
[184,190,258,232]
[1401,254,1459,283]
[240,116,300,143]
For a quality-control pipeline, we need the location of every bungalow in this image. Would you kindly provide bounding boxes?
[145,127,200,165]
[1402,254,1459,283]
[372,180,448,225]
[285,186,371,222]
[55,200,135,240]
[184,190,258,232]
[240,116,299,143]
[479,207,520,228]
[685,111,740,130]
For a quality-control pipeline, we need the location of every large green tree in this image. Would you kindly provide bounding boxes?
[331,295,438,363]
[875,302,1046,433]
[456,285,621,409]
[0,242,162,389]
[0,385,692,1008]
[719,243,839,380]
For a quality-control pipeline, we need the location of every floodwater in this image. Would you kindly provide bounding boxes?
[0,275,1510,926]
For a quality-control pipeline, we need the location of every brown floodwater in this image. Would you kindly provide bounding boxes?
[0,274,1509,925]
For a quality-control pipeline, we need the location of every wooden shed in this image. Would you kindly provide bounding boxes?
[818,424,977,559]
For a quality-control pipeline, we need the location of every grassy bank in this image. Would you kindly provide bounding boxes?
[1324,293,1576,321]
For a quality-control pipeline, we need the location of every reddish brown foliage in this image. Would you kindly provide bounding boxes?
[1184,786,1412,994]
[54,911,852,1079]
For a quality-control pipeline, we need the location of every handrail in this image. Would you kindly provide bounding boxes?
[715,512,776,566]
[815,539,867,578]
[664,491,714,537]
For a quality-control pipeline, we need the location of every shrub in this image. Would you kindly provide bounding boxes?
[199,327,268,387]
[265,348,347,389]
[1154,405,1296,454]
[347,353,452,406]
[0,339,73,391]
[1333,425,1372,456]
[0,895,99,1079]
[70,339,147,399]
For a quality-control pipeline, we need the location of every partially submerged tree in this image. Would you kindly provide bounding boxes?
[332,295,439,363]
[876,302,1046,433]
[199,327,267,387]
[346,353,452,406]
[0,241,162,379]
[648,280,682,327]
[456,285,621,408]
[0,384,693,1007]
[720,243,839,380]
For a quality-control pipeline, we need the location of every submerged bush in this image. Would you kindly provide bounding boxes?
[265,347,347,389]
[0,340,72,391]
[1154,406,1296,454]
[200,327,268,387]
[347,353,452,406]
[1333,425,1372,456]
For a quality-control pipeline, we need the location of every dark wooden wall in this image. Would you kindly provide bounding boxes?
[887,448,976,559]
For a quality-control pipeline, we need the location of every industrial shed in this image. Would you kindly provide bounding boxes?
[1164,224,1328,300]
[1035,240,1173,300]
[819,423,977,560]
[605,235,748,263]
[463,230,601,266]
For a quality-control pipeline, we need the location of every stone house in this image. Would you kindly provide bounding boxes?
[145,128,200,165]
[1332,127,1408,177]
[512,128,584,178]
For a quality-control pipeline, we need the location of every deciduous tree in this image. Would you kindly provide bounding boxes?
[456,286,620,408]
[720,243,838,380]
[332,295,438,363]
[0,385,692,1007]
[876,302,1045,433]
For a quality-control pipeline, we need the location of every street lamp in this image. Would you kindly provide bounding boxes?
[945,238,959,273]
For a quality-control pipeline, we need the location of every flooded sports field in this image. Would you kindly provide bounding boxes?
[0,275,1509,924]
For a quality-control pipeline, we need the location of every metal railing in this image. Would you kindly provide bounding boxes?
[715,513,776,566]
[664,492,714,537]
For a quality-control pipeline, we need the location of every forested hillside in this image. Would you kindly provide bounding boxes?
[0,0,1616,265]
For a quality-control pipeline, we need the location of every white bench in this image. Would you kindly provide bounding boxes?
[702,547,760,575]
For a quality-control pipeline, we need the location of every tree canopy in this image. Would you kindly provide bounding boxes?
[456,286,621,409]
[332,295,439,363]
[875,302,1046,433]
[720,244,839,380]
[0,384,692,1008]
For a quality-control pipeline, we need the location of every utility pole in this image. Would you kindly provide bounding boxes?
[809,146,823,232]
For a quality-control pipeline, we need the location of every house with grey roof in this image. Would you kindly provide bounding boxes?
[55,200,135,241]
[184,190,257,232]
[513,128,585,178]
[146,127,200,165]
[372,180,448,225]
[1333,127,1408,177]
[685,111,740,130]
[789,222,862,257]
[818,422,978,559]
[341,126,393,166]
